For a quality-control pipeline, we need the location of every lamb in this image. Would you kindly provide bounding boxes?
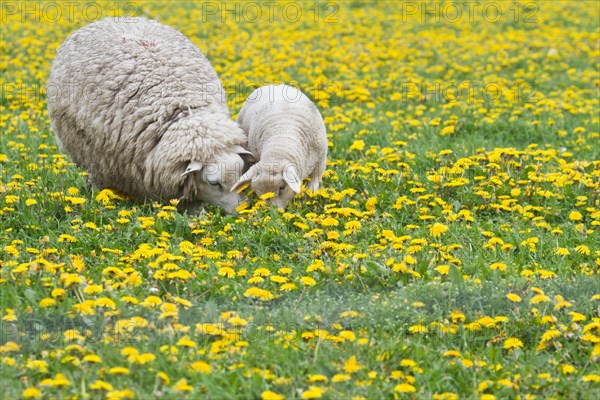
[47,17,252,213]
[231,84,328,209]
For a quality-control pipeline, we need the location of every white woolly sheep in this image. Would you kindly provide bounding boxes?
[231,84,328,209]
[47,17,252,212]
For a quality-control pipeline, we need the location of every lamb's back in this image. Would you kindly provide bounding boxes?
[241,85,325,157]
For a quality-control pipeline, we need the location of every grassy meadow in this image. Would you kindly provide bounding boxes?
[1,1,599,399]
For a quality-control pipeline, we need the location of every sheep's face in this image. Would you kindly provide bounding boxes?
[181,149,251,213]
[230,163,301,209]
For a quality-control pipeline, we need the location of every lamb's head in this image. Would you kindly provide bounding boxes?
[230,161,301,209]
[181,145,253,213]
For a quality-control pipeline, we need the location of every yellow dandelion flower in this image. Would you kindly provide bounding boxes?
[121,296,139,304]
[443,350,461,358]
[301,386,326,399]
[40,373,70,387]
[108,367,130,375]
[218,266,235,278]
[343,356,364,374]
[196,323,225,336]
[440,125,455,136]
[177,337,196,348]
[262,391,285,400]
[141,296,163,308]
[575,245,590,255]
[503,338,523,350]
[506,293,522,302]
[435,265,450,275]
[90,380,113,391]
[300,276,317,286]
[541,329,561,342]
[569,312,586,322]
[280,283,297,291]
[409,324,429,333]
[321,217,339,227]
[404,255,417,265]
[95,189,123,204]
[307,374,328,383]
[394,383,416,393]
[58,234,77,243]
[106,389,134,399]
[331,374,351,382]
[259,192,276,200]
[490,262,507,271]
[26,360,48,373]
[250,269,271,279]
[173,378,193,392]
[130,353,156,364]
[244,287,275,301]
[22,388,42,399]
[191,361,211,374]
[228,316,248,326]
[83,354,102,363]
[270,275,288,283]
[39,298,56,308]
[530,294,551,304]
[561,364,576,374]
[121,347,139,357]
[568,211,583,221]
[430,223,448,238]
[349,140,365,151]
[582,374,600,382]
[157,372,170,384]
[64,196,86,205]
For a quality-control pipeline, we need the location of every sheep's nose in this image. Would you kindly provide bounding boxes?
[271,198,288,210]
[227,195,249,214]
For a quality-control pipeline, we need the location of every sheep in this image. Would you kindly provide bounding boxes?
[231,84,328,209]
[47,17,252,213]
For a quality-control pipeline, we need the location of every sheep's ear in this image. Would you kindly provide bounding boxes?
[230,165,257,192]
[231,145,256,163]
[283,165,301,194]
[181,161,203,177]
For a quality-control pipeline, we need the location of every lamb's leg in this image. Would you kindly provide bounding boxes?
[306,158,327,191]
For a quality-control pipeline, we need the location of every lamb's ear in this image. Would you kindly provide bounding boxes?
[231,145,256,163]
[283,165,301,194]
[181,161,203,177]
[230,165,257,192]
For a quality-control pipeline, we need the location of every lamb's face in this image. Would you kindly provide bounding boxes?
[252,172,298,209]
[182,151,248,213]
[230,163,301,210]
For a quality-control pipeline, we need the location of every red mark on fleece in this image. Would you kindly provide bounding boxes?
[138,39,157,48]
[120,36,156,47]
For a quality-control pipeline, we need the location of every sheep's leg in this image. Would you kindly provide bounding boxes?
[306,158,326,191]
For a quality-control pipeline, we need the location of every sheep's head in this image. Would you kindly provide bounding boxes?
[181,145,253,213]
[230,162,301,209]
